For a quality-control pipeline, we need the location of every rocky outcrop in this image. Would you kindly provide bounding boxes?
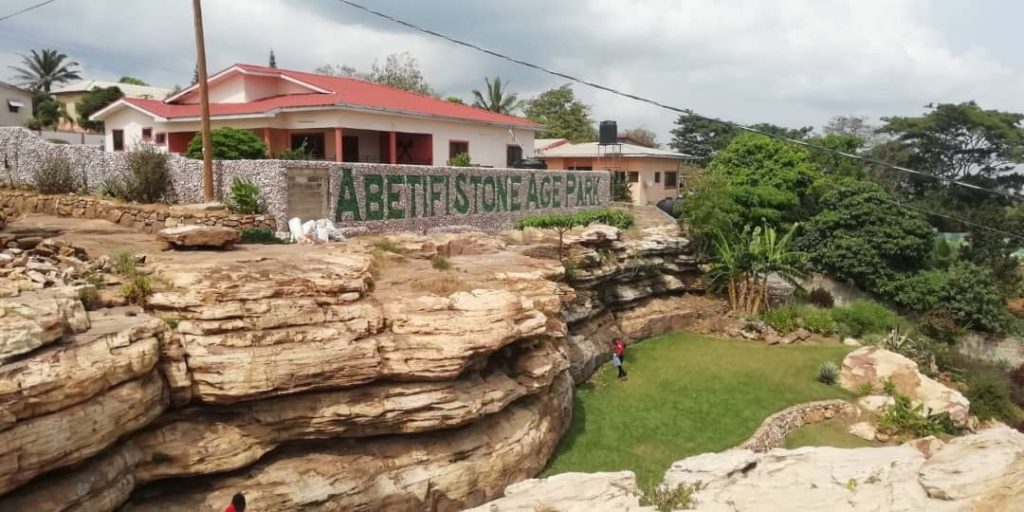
[477,427,1024,512]
[840,346,971,426]
[158,225,240,250]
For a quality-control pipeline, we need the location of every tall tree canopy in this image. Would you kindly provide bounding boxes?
[621,127,659,147]
[76,86,124,132]
[823,115,885,148]
[472,77,522,114]
[118,76,148,86]
[669,116,736,167]
[523,84,597,142]
[369,52,435,96]
[313,63,364,78]
[9,49,81,92]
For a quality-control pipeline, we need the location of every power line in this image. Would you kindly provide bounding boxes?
[336,0,1024,203]
[877,198,1024,241]
[0,0,56,22]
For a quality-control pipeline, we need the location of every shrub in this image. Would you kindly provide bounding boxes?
[831,300,899,337]
[640,482,703,511]
[965,371,1016,421]
[121,145,172,203]
[448,152,471,167]
[33,154,78,194]
[100,178,123,199]
[760,304,799,333]
[227,177,265,214]
[611,175,632,202]
[808,287,834,308]
[799,305,838,335]
[240,228,285,244]
[371,239,405,254]
[876,383,959,440]
[273,141,315,160]
[187,127,267,160]
[816,361,839,385]
[431,255,451,270]
[121,274,152,305]
[940,262,1011,333]
[113,249,138,276]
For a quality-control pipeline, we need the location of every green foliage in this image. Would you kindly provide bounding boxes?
[708,223,805,314]
[801,177,934,294]
[369,52,435,95]
[816,361,839,385]
[887,262,1010,332]
[759,304,836,335]
[669,116,737,167]
[272,141,315,160]
[808,288,835,308]
[447,152,471,167]
[227,177,265,214]
[99,178,122,199]
[76,86,124,131]
[964,370,1016,422]
[119,145,172,203]
[523,84,597,142]
[114,250,138,276]
[431,255,451,271]
[240,228,285,244]
[876,384,960,440]
[472,76,522,114]
[676,172,743,254]
[121,274,153,305]
[830,300,900,337]
[704,133,821,227]
[371,239,405,254]
[33,154,78,194]
[517,210,633,260]
[759,305,800,333]
[186,127,267,160]
[118,76,148,85]
[611,175,632,202]
[27,91,71,130]
[800,306,838,335]
[640,481,703,511]
[10,48,81,92]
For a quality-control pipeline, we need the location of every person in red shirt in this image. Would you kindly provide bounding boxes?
[225,493,246,512]
[614,339,626,363]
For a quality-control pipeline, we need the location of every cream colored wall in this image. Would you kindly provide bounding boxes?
[183,73,318,104]
[0,88,32,127]
[101,108,161,151]
[206,73,247,103]
[544,156,681,205]
[144,109,535,166]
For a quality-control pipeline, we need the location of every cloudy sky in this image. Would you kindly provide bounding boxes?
[2,0,1022,143]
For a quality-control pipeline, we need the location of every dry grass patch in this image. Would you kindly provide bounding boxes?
[410,274,474,296]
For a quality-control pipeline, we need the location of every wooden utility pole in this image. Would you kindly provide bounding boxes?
[191,0,214,201]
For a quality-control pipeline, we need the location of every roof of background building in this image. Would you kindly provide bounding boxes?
[0,81,30,95]
[97,63,540,129]
[539,141,692,160]
[534,138,570,151]
[53,80,173,99]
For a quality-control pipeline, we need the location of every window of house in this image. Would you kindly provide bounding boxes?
[449,140,469,160]
[628,171,639,183]
[7,100,23,113]
[112,130,124,151]
[569,165,593,171]
[506,145,523,167]
[654,172,661,184]
[154,133,166,145]
[141,128,152,141]
[664,171,678,189]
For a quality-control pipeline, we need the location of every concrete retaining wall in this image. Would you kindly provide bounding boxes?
[1,128,609,233]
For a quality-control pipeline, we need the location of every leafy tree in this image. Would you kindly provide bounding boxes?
[118,76,148,86]
[27,91,71,130]
[370,52,435,96]
[709,222,805,314]
[268,49,277,68]
[472,77,522,114]
[76,86,124,132]
[823,115,885,148]
[748,123,814,141]
[887,262,1010,333]
[445,96,465,104]
[806,133,867,179]
[314,63,364,78]
[186,127,267,160]
[878,102,1024,196]
[676,171,743,253]
[800,177,934,294]
[523,84,597,142]
[704,132,821,227]
[9,49,81,92]
[621,128,659,147]
[669,116,737,167]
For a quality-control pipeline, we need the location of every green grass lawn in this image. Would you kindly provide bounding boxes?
[543,331,853,487]
[783,418,875,449]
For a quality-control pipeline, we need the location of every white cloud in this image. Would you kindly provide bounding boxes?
[2,0,1021,142]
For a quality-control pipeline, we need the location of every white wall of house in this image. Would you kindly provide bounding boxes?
[182,74,314,104]
[0,87,32,127]
[102,107,158,151]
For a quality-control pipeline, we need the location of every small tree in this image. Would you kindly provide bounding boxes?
[611,175,632,202]
[186,127,267,160]
[227,177,265,214]
[121,145,172,203]
[516,213,585,261]
[448,152,471,167]
[77,86,124,132]
[709,223,805,314]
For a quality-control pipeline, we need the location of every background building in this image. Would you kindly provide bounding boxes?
[0,81,32,127]
[52,80,174,132]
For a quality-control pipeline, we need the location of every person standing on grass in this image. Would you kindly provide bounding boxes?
[614,339,626,363]
[612,352,627,380]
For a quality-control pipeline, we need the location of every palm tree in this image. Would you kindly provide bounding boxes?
[472,77,522,114]
[9,49,81,93]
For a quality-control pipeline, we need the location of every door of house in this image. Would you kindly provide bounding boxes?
[291,133,325,159]
[342,136,360,162]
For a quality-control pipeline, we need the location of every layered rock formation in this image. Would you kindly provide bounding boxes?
[477,426,1024,511]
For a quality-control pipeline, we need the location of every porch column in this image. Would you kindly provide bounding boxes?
[262,128,271,155]
[334,127,344,162]
[389,131,397,165]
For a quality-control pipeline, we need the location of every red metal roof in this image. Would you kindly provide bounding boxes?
[118,63,539,129]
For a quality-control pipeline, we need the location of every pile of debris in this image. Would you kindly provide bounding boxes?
[0,236,112,298]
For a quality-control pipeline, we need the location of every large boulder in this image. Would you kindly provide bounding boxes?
[157,225,239,250]
[0,287,89,362]
[918,426,1024,503]
[464,471,650,511]
[840,346,970,426]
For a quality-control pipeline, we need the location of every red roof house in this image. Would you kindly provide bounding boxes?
[92,63,541,167]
